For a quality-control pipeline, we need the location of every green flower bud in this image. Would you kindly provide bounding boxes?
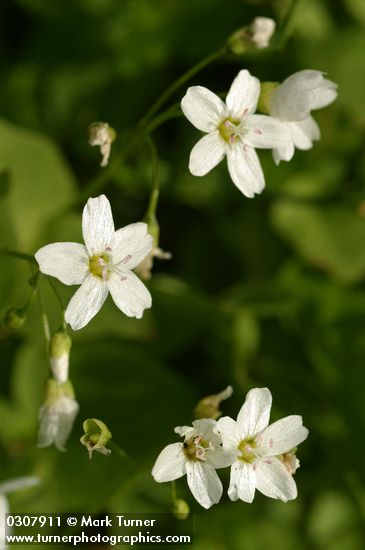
[80,418,112,459]
[172,499,190,521]
[3,308,26,330]
[194,386,233,420]
[257,82,279,115]
[49,330,72,384]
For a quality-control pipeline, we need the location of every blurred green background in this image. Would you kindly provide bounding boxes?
[1,0,365,548]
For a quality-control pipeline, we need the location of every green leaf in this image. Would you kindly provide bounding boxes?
[0,118,75,250]
[271,201,365,283]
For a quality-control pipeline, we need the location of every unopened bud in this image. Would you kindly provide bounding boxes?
[172,498,190,520]
[80,418,112,459]
[135,214,171,281]
[88,122,116,168]
[228,17,276,55]
[38,378,79,452]
[257,81,279,115]
[3,308,26,330]
[194,386,233,420]
[49,331,72,384]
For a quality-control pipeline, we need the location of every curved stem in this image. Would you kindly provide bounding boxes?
[276,0,301,49]
[0,246,36,264]
[46,276,66,327]
[145,136,160,221]
[139,48,227,128]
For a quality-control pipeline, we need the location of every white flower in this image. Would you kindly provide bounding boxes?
[181,69,291,198]
[0,477,39,550]
[35,194,153,330]
[217,388,308,503]
[152,419,235,509]
[269,70,338,164]
[37,380,79,452]
[250,17,276,49]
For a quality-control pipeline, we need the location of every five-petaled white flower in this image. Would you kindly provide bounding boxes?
[152,419,235,509]
[181,69,291,198]
[1,477,39,550]
[35,194,153,330]
[269,70,338,164]
[217,388,308,503]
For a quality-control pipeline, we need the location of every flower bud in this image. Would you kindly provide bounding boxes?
[38,379,79,452]
[2,308,26,330]
[49,330,72,384]
[88,122,116,167]
[257,81,279,115]
[80,418,112,459]
[135,214,171,281]
[228,17,276,55]
[172,498,190,521]
[194,386,233,420]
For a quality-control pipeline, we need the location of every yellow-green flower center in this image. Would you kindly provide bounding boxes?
[238,437,256,463]
[218,117,241,144]
[183,436,213,462]
[89,253,111,280]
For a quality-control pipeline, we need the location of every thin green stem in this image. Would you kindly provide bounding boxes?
[108,441,135,465]
[139,48,226,128]
[76,48,226,204]
[170,481,177,504]
[46,276,66,327]
[145,136,160,221]
[276,0,301,49]
[37,287,51,344]
[0,245,36,264]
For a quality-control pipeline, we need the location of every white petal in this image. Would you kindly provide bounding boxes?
[290,117,320,150]
[216,416,241,449]
[226,70,260,119]
[152,443,187,482]
[0,495,9,550]
[181,86,227,132]
[112,222,153,269]
[37,397,79,452]
[245,115,291,150]
[35,243,89,285]
[259,415,309,455]
[191,419,218,441]
[256,457,297,501]
[272,141,295,165]
[271,71,320,121]
[228,461,256,503]
[54,398,79,451]
[82,195,115,255]
[311,79,337,109]
[226,144,265,198]
[0,478,39,495]
[189,132,226,176]
[65,274,108,330]
[207,448,237,469]
[186,461,222,509]
[107,269,151,319]
[237,388,272,438]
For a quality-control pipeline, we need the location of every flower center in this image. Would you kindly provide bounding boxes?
[183,435,214,462]
[89,253,111,281]
[237,437,257,463]
[218,117,241,144]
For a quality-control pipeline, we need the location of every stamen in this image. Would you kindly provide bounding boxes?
[242,108,249,118]
[122,254,132,264]
[254,128,262,135]
[120,275,127,281]
[102,268,108,281]
[265,460,272,465]
[268,438,273,448]
[243,144,249,152]
[105,246,112,252]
